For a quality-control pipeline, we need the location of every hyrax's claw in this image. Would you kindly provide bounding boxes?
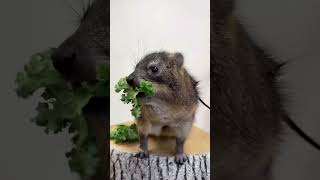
[175,153,187,164]
[135,151,149,159]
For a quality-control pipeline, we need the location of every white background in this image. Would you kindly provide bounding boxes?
[110,0,210,132]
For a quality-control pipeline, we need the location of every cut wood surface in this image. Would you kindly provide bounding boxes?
[110,121,210,180]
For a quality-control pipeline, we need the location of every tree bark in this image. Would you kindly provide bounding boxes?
[110,122,210,180]
[110,149,210,180]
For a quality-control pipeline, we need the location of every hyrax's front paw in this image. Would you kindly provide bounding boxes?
[135,151,149,159]
[175,153,187,164]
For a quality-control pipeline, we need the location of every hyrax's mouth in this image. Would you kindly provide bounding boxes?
[126,77,155,99]
[137,92,145,98]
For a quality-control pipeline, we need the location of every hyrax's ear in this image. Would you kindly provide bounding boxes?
[213,0,234,18]
[170,52,184,68]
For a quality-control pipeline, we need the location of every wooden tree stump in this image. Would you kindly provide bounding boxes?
[110,121,210,180]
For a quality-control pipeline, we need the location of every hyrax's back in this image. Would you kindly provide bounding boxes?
[213,0,287,179]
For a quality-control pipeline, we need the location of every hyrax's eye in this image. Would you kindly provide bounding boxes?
[150,66,159,73]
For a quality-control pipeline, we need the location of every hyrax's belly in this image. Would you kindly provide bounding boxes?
[139,98,195,136]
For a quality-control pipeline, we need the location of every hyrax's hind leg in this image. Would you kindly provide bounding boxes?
[136,134,149,158]
[175,121,193,164]
[135,120,151,158]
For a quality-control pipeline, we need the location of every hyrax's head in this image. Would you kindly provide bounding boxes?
[51,0,108,83]
[126,51,185,89]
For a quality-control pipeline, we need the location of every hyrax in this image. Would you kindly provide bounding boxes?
[126,51,199,164]
[52,0,108,84]
[213,0,285,179]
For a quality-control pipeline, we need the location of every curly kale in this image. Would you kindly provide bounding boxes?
[15,48,108,179]
[110,123,139,144]
[115,77,155,118]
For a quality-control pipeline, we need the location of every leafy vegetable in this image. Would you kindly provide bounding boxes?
[115,77,156,118]
[15,48,108,179]
[110,124,139,144]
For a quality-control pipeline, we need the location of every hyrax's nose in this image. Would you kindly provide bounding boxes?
[126,76,135,87]
[51,46,77,79]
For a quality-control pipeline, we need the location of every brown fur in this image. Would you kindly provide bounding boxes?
[128,52,199,163]
[212,1,286,179]
[152,68,198,106]
[136,64,198,138]
[137,100,198,137]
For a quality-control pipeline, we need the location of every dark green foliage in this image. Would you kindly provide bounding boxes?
[110,124,139,144]
[15,49,108,179]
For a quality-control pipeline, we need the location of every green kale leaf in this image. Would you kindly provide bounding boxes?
[110,124,139,144]
[15,48,109,179]
[114,77,155,118]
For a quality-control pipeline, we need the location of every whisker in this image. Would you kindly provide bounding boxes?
[65,0,81,19]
